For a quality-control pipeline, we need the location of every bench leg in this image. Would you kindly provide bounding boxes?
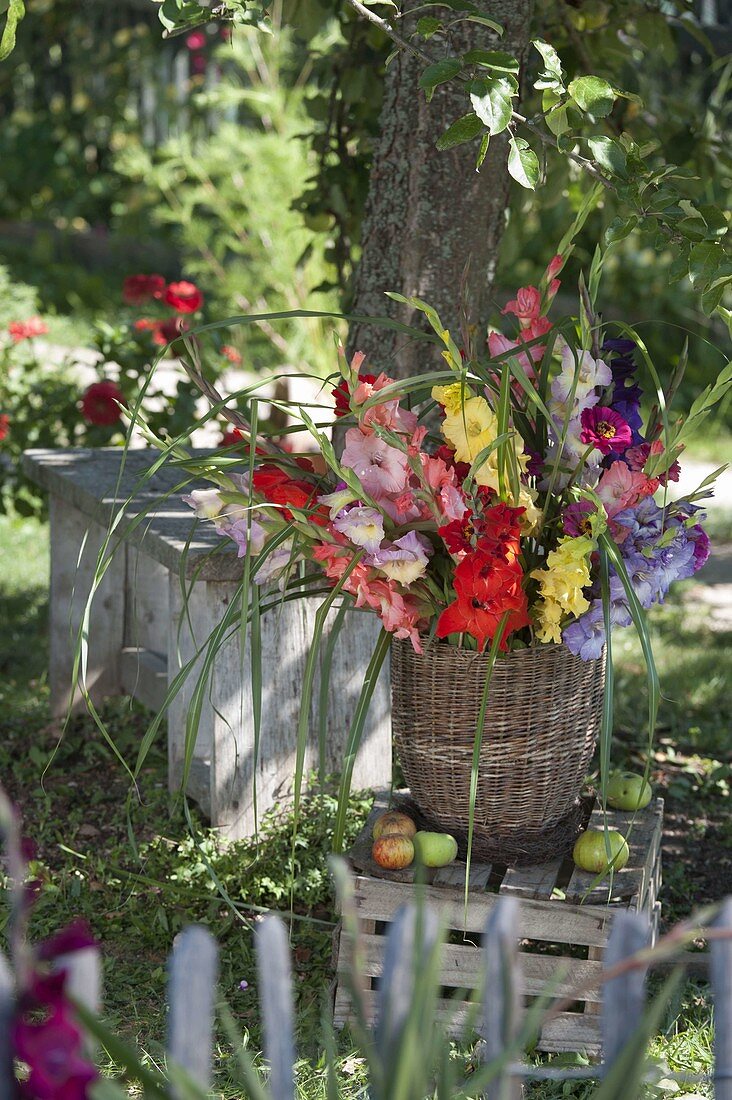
[49,497,126,717]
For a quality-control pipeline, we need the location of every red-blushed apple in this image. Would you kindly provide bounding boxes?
[372,810,417,840]
[372,834,415,870]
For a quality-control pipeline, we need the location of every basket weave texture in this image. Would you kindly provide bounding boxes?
[391,638,605,865]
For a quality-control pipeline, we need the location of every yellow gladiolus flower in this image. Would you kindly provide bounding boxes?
[431,381,474,416]
[441,396,498,465]
[533,598,564,644]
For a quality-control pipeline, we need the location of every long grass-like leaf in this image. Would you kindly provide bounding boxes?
[332,628,391,853]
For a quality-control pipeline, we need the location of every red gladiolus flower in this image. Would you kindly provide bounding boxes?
[436,551,529,651]
[333,372,377,417]
[221,344,243,364]
[580,406,633,455]
[8,317,48,343]
[81,381,125,426]
[220,426,246,448]
[164,280,203,313]
[0,413,9,441]
[122,274,165,305]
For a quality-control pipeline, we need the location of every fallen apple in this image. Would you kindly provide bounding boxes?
[412,831,458,868]
[573,829,630,874]
[372,834,415,870]
[605,772,653,811]
[372,810,416,840]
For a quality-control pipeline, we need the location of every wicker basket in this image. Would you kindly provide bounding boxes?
[391,638,605,865]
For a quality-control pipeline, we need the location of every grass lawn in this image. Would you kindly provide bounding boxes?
[1,513,730,1097]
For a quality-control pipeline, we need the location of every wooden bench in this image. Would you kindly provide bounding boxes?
[23,448,392,840]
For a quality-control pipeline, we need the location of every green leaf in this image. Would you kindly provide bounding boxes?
[0,0,24,61]
[476,132,490,170]
[701,277,731,316]
[469,76,514,134]
[533,39,564,83]
[688,241,722,287]
[419,58,462,102]
[463,14,503,33]
[587,135,628,177]
[568,75,615,117]
[507,135,539,189]
[436,112,484,150]
[462,48,518,72]
[697,203,728,237]
[605,215,638,243]
[416,15,442,38]
[544,104,569,136]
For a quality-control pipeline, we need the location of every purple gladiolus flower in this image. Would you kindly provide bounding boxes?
[689,525,711,571]
[14,1010,97,1100]
[366,531,432,585]
[37,920,96,962]
[333,505,385,553]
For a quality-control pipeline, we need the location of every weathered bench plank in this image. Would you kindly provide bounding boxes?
[24,447,393,840]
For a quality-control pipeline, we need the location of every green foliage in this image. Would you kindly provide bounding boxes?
[114,30,342,377]
[0,0,24,61]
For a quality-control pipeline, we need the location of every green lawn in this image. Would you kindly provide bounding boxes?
[1,514,730,1097]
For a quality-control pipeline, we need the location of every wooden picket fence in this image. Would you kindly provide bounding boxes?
[31,891,732,1099]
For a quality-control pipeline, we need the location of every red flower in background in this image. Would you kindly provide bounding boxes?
[152,317,189,346]
[332,372,377,417]
[122,274,165,305]
[0,413,9,441]
[221,344,243,365]
[8,317,48,343]
[185,30,207,50]
[165,281,203,313]
[81,381,125,426]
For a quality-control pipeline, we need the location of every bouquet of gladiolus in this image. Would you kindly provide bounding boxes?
[182,259,729,661]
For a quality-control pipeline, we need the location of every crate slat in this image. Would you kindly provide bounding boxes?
[348,933,603,1002]
[433,863,492,889]
[354,876,611,947]
[500,859,564,899]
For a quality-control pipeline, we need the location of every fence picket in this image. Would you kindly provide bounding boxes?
[255,916,296,1100]
[480,896,523,1100]
[167,924,219,1095]
[601,910,651,1073]
[0,949,14,1100]
[374,901,440,1063]
[712,897,732,1100]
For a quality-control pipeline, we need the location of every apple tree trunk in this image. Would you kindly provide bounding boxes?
[347,0,534,379]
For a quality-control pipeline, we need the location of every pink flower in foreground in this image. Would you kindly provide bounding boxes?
[596,461,651,517]
[502,286,541,329]
[580,406,633,455]
[341,428,409,496]
[8,317,48,342]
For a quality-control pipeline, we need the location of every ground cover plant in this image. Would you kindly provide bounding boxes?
[0,511,729,1096]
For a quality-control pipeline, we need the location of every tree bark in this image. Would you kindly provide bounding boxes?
[347,1,533,379]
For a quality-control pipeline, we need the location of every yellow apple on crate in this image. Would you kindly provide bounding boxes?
[573,829,630,873]
[413,831,458,868]
[372,810,417,840]
[605,771,653,811]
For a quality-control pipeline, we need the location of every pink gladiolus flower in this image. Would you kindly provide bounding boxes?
[580,406,633,455]
[546,254,563,280]
[488,332,540,378]
[596,461,651,517]
[14,1011,97,1100]
[502,286,541,329]
[341,428,409,496]
[439,483,468,523]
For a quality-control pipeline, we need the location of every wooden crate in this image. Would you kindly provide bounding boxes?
[334,793,663,1055]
